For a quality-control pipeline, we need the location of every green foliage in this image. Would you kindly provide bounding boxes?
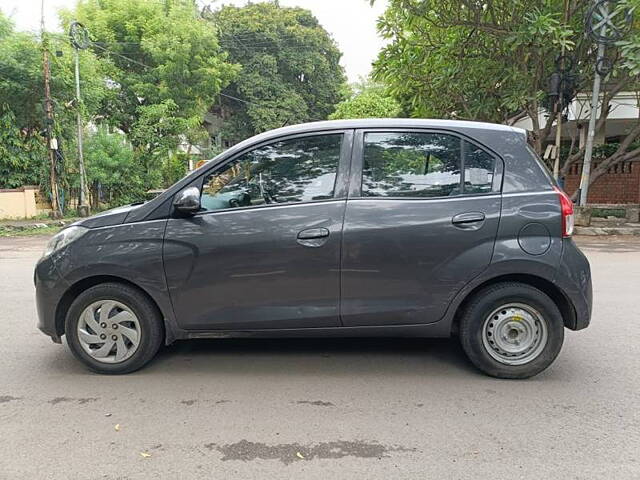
[0,24,45,130]
[373,0,640,124]
[62,0,238,187]
[329,81,401,119]
[161,153,189,187]
[0,12,107,131]
[592,141,640,160]
[0,11,108,198]
[591,207,626,218]
[0,107,46,188]
[210,2,346,143]
[0,1,350,209]
[83,128,145,205]
[616,0,640,75]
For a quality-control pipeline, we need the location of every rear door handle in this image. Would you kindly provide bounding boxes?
[297,228,330,240]
[452,212,485,226]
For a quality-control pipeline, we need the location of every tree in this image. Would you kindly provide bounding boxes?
[0,11,108,195]
[61,0,239,186]
[206,2,347,143]
[372,0,640,192]
[329,80,401,119]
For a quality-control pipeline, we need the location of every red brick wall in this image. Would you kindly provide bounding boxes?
[563,161,640,204]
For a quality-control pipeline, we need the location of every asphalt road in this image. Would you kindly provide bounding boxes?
[1,235,640,479]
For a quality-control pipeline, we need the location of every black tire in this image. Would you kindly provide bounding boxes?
[459,282,564,379]
[65,283,164,374]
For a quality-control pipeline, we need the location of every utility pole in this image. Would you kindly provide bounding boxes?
[41,0,62,218]
[579,26,607,206]
[579,0,632,205]
[552,0,571,181]
[69,22,90,216]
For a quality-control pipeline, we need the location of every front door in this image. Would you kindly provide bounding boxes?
[163,131,352,331]
[341,129,502,326]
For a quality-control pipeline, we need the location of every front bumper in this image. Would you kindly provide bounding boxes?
[34,254,67,343]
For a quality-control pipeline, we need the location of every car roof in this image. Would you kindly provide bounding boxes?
[194,118,524,175]
[219,118,524,162]
[249,118,522,139]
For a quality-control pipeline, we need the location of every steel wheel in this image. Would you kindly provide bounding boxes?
[481,303,548,366]
[77,300,141,364]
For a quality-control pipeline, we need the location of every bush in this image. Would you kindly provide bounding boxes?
[84,128,145,207]
[161,153,189,188]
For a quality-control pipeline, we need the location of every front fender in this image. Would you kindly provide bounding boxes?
[52,220,179,343]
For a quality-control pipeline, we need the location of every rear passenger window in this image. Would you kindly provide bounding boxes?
[362,132,461,198]
[361,132,496,198]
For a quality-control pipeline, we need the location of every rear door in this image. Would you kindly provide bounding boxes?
[341,129,503,326]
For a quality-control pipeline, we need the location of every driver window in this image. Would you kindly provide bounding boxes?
[201,134,343,212]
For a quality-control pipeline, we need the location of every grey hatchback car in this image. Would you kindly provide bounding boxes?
[35,119,592,378]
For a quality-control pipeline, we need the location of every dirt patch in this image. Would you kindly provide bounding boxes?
[49,397,99,405]
[0,395,21,404]
[296,400,334,407]
[206,439,414,464]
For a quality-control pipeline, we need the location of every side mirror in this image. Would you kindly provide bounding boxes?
[173,186,201,215]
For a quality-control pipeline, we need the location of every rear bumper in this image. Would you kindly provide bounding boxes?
[556,238,592,330]
[34,254,67,343]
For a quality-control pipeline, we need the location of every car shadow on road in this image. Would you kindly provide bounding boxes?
[142,337,481,379]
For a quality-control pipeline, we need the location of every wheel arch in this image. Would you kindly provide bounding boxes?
[54,275,167,340]
[451,273,577,335]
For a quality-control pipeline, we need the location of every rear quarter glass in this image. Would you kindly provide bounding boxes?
[480,128,554,194]
[525,144,558,188]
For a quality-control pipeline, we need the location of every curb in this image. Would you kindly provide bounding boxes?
[575,226,640,236]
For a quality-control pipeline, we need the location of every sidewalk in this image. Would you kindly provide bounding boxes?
[574,217,640,236]
[0,217,78,236]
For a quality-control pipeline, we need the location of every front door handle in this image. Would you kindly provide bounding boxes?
[297,228,330,247]
[452,212,485,227]
[297,228,330,240]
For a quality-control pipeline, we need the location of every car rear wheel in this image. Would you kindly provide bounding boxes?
[65,283,163,374]
[459,282,564,379]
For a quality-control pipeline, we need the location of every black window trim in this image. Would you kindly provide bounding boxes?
[348,128,504,200]
[178,129,354,217]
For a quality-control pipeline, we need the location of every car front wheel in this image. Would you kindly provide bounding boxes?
[65,283,164,374]
[459,282,564,379]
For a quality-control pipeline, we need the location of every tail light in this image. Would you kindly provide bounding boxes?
[554,186,574,237]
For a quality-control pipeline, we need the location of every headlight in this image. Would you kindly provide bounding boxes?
[43,226,88,258]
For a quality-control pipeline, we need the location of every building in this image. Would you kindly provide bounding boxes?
[513,91,640,204]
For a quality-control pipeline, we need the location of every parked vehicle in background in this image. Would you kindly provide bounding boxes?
[35,119,592,378]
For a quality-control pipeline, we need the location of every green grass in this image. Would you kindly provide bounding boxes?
[0,225,62,237]
[592,208,626,219]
